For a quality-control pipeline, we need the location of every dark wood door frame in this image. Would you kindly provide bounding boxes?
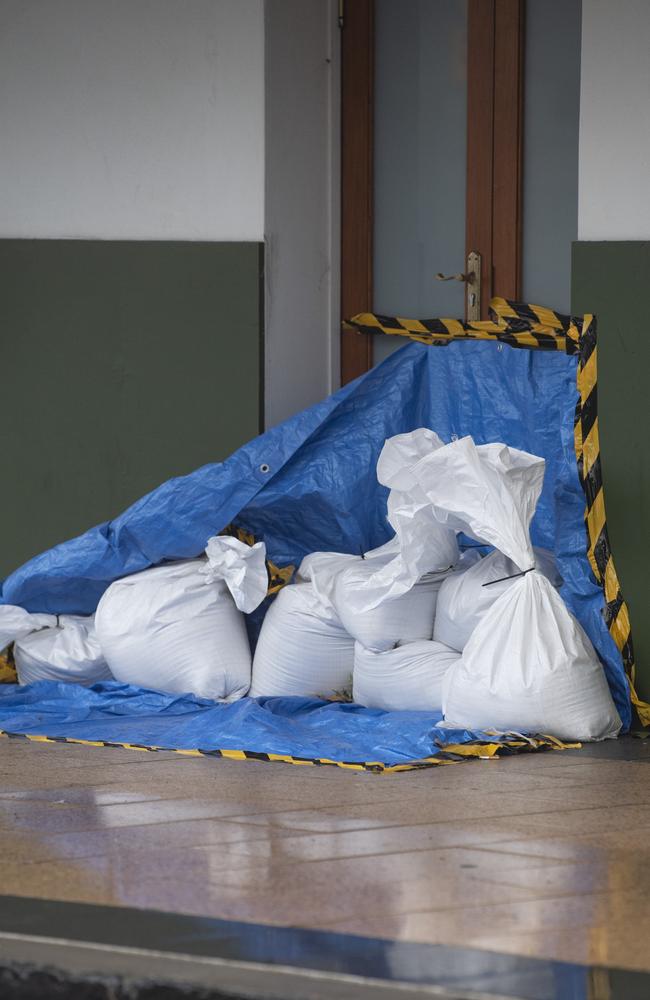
[341,0,525,384]
[340,0,374,385]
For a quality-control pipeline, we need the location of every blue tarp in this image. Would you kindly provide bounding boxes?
[0,680,503,766]
[0,337,631,760]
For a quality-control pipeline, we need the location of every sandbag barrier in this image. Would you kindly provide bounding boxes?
[0,728,579,773]
[346,297,650,728]
[1,297,643,769]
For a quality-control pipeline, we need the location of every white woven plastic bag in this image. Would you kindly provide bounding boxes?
[353,639,459,712]
[332,559,447,652]
[394,433,621,741]
[290,432,460,652]
[434,546,561,651]
[14,615,112,686]
[442,571,621,740]
[95,536,267,701]
[249,582,354,698]
[0,606,112,686]
[299,542,452,653]
[351,429,460,607]
[379,430,546,566]
[0,606,57,652]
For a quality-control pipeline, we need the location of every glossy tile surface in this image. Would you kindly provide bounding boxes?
[1,736,650,975]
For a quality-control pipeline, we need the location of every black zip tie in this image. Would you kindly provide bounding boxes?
[482,566,536,587]
[360,546,366,560]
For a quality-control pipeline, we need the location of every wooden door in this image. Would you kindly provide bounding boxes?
[341,0,524,383]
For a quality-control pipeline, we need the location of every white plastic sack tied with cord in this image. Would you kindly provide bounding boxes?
[0,606,111,686]
[390,432,621,741]
[434,545,562,651]
[95,536,268,702]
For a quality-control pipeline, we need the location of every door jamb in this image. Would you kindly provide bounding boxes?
[340,0,374,385]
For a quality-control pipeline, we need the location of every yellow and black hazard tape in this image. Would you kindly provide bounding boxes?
[572,315,650,725]
[346,297,650,727]
[0,728,577,773]
[345,297,582,355]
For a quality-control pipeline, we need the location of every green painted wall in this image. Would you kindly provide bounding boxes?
[572,242,650,699]
[0,240,263,577]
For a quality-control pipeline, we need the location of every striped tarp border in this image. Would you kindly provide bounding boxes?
[0,728,577,774]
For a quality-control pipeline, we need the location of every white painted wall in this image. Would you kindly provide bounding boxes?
[579,0,650,240]
[0,0,265,240]
[0,0,340,427]
[264,0,339,427]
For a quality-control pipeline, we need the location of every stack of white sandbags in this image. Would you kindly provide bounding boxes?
[95,535,268,701]
[381,430,621,741]
[252,427,622,743]
[251,431,463,708]
[5,428,622,742]
[250,551,459,705]
[0,606,112,686]
[350,547,483,711]
[7,535,269,701]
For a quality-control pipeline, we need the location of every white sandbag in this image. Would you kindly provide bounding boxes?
[353,430,459,606]
[442,572,622,741]
[299,543,451,653]
[434,546,562,652]
[333,559,447,652]
[249,582,354,698]
[353,640,459,712]
[294,430,460,648]
[380,430,545,569]
[202,535,268,613]
[95,536,267,701]
[298,550,359,609]
[0,605,57,652]
[15,615,112,687]
[395,434,623,741]
[298,433,459,622]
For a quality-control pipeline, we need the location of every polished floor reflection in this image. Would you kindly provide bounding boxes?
[1,736,649,975]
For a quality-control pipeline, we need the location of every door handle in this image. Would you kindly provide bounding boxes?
[435,251,481,321]
[435,271,470,282]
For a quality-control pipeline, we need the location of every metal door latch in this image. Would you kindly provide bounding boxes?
[435,250,481,321]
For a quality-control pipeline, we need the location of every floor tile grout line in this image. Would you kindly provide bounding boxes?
[0,791,638,839]
[0,819,642,868]
[0,839,602,872]
[212,798,650,831]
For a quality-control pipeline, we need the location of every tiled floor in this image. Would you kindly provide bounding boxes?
[1,737,650,977]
